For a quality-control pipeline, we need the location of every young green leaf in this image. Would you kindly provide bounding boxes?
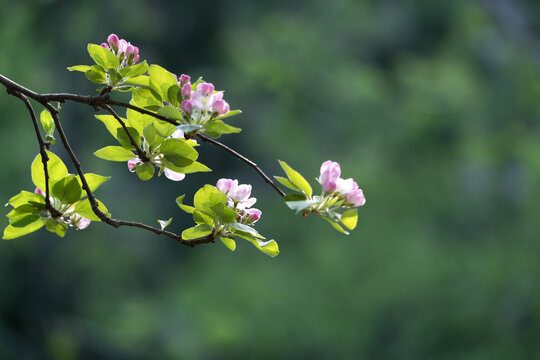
[220,237,236,252]
[229,222,258,236]
[158,217,173,230]
[175,195,195,214]
[131,87,162,110]
[3,219,45,240]
[95,114,123,139]
[45,220,67,237]
[176,124,203,133]
[210,203,238,223]
[52,175,82,205]
[154,120,176,137]
[119,61,149,78]
[278,160,312,197]
[87,43,119,70]
[126,108,154,135]
[148,64,177,101]
[122,75,150,87]
[322,216,349,235]
[85,65,107,84]
[193,209,214,226]
[284,199,317,213]
[157,105,183,122]
[136,163,155,181]
[40,110,55,134]
[160,139,198,167]
[94,146,135,161]
[143,123,164,148]
[274,176,301,192]
[181,224,213,240]
[340,209,358,230]
[8,191,45,208]
[215,110,242,120]
[193,185,228,214]
[116,127,141,150]
[67,65,91,73]
[31,151,68,191]
[75,173,110,195]
[204,120,241,136]
[74,198,109,221]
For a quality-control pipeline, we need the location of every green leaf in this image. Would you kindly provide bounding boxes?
[45,219,67,237]
[116,127,141,150]
[67,65,91,72]
[163,160,210,174]
[7,191,45,208]
[85,65,107,84]
[229,222,258,236]
[322,216,349,235]
[95,114,123,139]
[87,43,119,70]
[177,124,203,133]
[136,163,155,181]
[74,198,109,222]
[278,160,312,197]
[10,214,41,228]
[131,88,162,110]
[274,176,300,192]
[193,209,214,226]
[122,75,150,87]
[143,123,163,148]
[126,108,154,135]
[160,138,198,167]
[204,120,241,136]
[220,237,236,252]
[158,217,172,230]
[119,61,149,78]
[94,146,135,161]
[75,173,110,195]
[340,209,358,230]
[40,110,55,134]
[181,224,213,240]
[31,151,68,191]
[167,85,181,107]
[148,64,177,101]
[3,219,45,240]
[210,203,238,223]
[215,110,242,120]
[175,195,195,214]
[193,185,228,214]
[52,175,82,205]
[154,120,176,137]
[253,239,279,257]
[285,199,317,213]
[157,105,183,122]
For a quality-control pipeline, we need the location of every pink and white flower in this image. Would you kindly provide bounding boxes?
[244,208,262,223]
[216,178,257,209]
[319,160,341,193]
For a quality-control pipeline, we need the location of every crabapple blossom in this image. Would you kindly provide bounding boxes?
[319,160,341,193]
[244,208,262,223]
[216,179,257,210]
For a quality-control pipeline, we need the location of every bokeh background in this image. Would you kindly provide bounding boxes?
[2,0,540,358]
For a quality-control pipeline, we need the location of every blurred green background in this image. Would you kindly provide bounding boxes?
[2,0,540,358]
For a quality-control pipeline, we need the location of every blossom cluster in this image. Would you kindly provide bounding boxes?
[318,161,366,207]
[127,129,190,181]
[34,188,91,230]
[175,75,230,122]
[216,179,261,224]
[101,33,140,67]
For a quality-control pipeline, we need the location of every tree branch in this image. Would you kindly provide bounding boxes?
[101,104,150,162]
[197,134,286,197]
[8,90,62,218]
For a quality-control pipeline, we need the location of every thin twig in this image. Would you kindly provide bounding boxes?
[101,104,150,162]
[9,91,62,218]
[197,134,286,197]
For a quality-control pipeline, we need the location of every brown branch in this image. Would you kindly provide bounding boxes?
[8,90,63,218]
[197,134,286,197]
[101,104,150,162]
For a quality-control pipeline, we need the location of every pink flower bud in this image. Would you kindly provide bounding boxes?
[180,74,191,85]
[171,129,184,139]
[117,39,128,56]
[229,184,252,202]
[196,83,215,97]
[181,83,192,99]
[346,189,366,207]
[319,160,341,193]
[212,99,230,116]
[245,208,262,223]
[127,159,138,172]
[100,43,110,50]
[181,100,193,113]
[216,178,238,195]
[133,54,140,63]
[73,215,91,230]
[35,187,45,197]
[125,45,135,58]
[107,34,119,50]
[164,168,186,181]
[336,178,356,196]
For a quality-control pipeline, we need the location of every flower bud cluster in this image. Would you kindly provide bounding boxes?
[127,129,191,181]
[318,160,366,207]
[34,188,91,230]
[216,178,261,224]
[101,33,140,67]
[176,76,230,124]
